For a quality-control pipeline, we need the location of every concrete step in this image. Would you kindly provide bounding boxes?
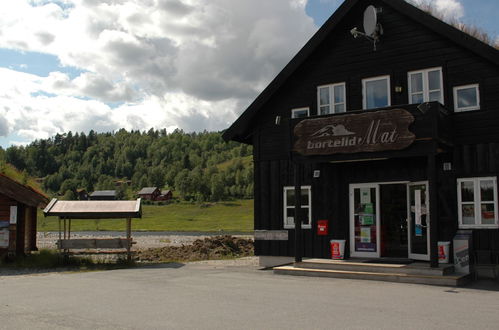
[295,258,455,276]
[273,265,470,286]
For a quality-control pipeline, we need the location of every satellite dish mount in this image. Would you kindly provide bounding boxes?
[350,6,383,51]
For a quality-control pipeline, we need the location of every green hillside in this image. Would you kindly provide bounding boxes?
[38,199,254,232]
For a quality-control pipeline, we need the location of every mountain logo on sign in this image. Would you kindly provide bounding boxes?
[311,124,355,138]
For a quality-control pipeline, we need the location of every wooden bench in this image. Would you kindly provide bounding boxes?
[57,238,135,249]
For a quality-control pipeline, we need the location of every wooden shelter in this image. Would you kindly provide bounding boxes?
[43,198,142,261]
[0,174,49,258]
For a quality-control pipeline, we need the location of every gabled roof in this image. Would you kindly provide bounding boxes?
[222,0,499,143]
[0,173,49,208]
[138,187,159,195]
[43,198,142,219]
[90,190,116,197]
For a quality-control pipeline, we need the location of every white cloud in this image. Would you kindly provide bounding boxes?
[409,0,465,20]
[0,0,317,144]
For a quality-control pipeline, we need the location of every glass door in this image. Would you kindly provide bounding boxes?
[350,184,380,258]
[407,182,430,260]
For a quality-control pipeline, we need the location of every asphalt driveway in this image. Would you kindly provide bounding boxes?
[1,259,499,329]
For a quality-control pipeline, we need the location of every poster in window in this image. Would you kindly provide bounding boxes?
[360,188,371,204]
[10,206,17,224]
[360,215,374,225]
[360,227,371,243]
[0,229,9,248]
[363,203,374,215]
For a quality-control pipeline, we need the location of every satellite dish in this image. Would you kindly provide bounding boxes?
[363,5,377,37]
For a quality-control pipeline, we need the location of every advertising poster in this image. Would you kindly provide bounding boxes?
[360,188,371,204]
[363,203,374,214]
[360,215,374,225]
[10,206,17,224]
[360,227,371,243]
[0,229,9,248]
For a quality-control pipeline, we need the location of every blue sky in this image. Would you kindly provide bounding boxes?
[0,0,497,149]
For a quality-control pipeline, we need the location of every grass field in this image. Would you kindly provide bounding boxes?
[38,199,254,232]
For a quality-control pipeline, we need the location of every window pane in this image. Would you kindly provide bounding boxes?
[462,204,475,225]
[320,106,330,115]
[334,85,344,103]
[411,93,424,104]
[481,204,495,225]
[319,87,330,106]
[410,73,423,93]
[461,181,474,202]
[481,180,495,202]
[302,208,311,225]
[286,208,295,226]
[286,189,295,206]
[300,189,310,206]
[457,87,478,109]
[293,110,308,118]
[428,70,441,90]
[429,91,441,102]
[334,104,345,113]
[365,79,389,109]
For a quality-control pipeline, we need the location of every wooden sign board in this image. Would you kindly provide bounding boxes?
[294,109,415,156]
[254,230,289,241]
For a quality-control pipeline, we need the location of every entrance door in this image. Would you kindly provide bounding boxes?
[407,182,430,261]
[380,184,408,258]
[350,184,380,258]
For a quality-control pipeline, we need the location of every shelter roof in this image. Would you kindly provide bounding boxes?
[0,173,49,208]
[43,199,142,219]
[90,190,116,197]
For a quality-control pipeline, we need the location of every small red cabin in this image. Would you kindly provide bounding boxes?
[0,174,48,258]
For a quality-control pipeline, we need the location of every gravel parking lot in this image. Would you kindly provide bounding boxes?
[1,258,499,329]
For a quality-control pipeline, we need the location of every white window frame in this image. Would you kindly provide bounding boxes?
[291,107,310,119]
[453,84,480,112]
[362,75,391,110]
[408,67,444,105]
[457,177,498,229]
[283,186,312,229]
[317,82,346,115]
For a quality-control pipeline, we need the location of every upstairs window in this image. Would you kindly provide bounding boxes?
[317,83,346,115]
[291,107,310,119]
[283,186,312,229]
[457,177,498,228]
[363,75,391,109]
[454,84,480,112]
[408,67,443,104]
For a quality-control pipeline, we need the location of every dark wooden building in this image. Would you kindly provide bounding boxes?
[224,0,499,270]
[0,174,49,258]
[159,190,173,201]
[137,187,161,201]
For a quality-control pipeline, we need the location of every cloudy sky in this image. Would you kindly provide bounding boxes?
[0,0,497,148]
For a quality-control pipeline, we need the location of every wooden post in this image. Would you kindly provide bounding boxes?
[294,162,303,263]
[58,217,62,253]
[126,218,132,262]
[428,153,439,268]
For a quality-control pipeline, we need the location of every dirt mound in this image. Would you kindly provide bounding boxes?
[135,235,254,263]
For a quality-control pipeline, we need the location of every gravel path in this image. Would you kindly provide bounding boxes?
[37,232,253,250]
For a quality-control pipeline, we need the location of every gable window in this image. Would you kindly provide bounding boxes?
[317,83,346,115]
[283,186,311,229]
[291,107,310,119]
[363,75,391,109]
[454,84,480,112]
[408,67,443,104]
[457,177,498,228]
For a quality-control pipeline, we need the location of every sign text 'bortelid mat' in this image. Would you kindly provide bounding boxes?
[293,109,415,156]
